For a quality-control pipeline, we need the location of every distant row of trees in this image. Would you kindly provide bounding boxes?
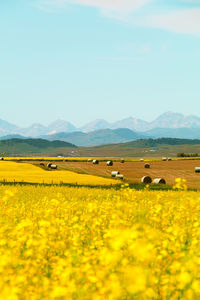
[177,153,199,157]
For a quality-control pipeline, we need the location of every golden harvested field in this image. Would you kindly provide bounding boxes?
[31,159,200,189]
[0,184,200,299]
[0,161,118,186]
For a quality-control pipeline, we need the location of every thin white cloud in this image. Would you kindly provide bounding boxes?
[69,0,151,13]
[34,0,200,36]
[36,0,152,14]
[141,8,200,36]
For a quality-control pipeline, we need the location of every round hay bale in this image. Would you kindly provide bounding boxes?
[92,160,99,165]
[50,164,57,170]
[107,161,113,166]
[121,158,125,163]
[47,163,52,168]
[0,157,4,161]
[87,159,92,162]
[153,178,166,185]
[168,157,172,161]
[116,174,124,180]
[111,171,120,177]
[144,163,150,169]
[141,176,152,184]
[140,158,144,162]
[162,157,167,161]
[195,167,200,173]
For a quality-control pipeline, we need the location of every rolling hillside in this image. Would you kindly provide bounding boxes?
[79,138,200,157]
[0,139,77,155]
[1,137,200,157]
[117,138,200,148]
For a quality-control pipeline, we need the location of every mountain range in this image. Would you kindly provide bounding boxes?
[1,112,200,146]
[41,128,148,147]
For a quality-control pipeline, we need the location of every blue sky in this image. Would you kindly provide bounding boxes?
[0,0,200,127]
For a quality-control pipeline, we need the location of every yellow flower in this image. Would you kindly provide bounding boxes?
[124,266,147,294]
[0,180,199,299]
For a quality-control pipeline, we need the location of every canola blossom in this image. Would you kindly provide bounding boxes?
[0,185,200,299]
[0,161,117,185]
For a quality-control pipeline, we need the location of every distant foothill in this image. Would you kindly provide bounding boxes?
[1,112,200,146]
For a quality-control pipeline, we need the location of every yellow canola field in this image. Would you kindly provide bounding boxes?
[4,157,125,162]
[4,156,200,162]
[1,157,170,162]
[0,161,117,185]
[0,185,200,299]
[4,157,84,161]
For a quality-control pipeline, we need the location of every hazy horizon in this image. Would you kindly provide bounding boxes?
[1,111,200,128]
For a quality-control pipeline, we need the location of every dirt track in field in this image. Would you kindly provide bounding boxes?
[32,160,200,188]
